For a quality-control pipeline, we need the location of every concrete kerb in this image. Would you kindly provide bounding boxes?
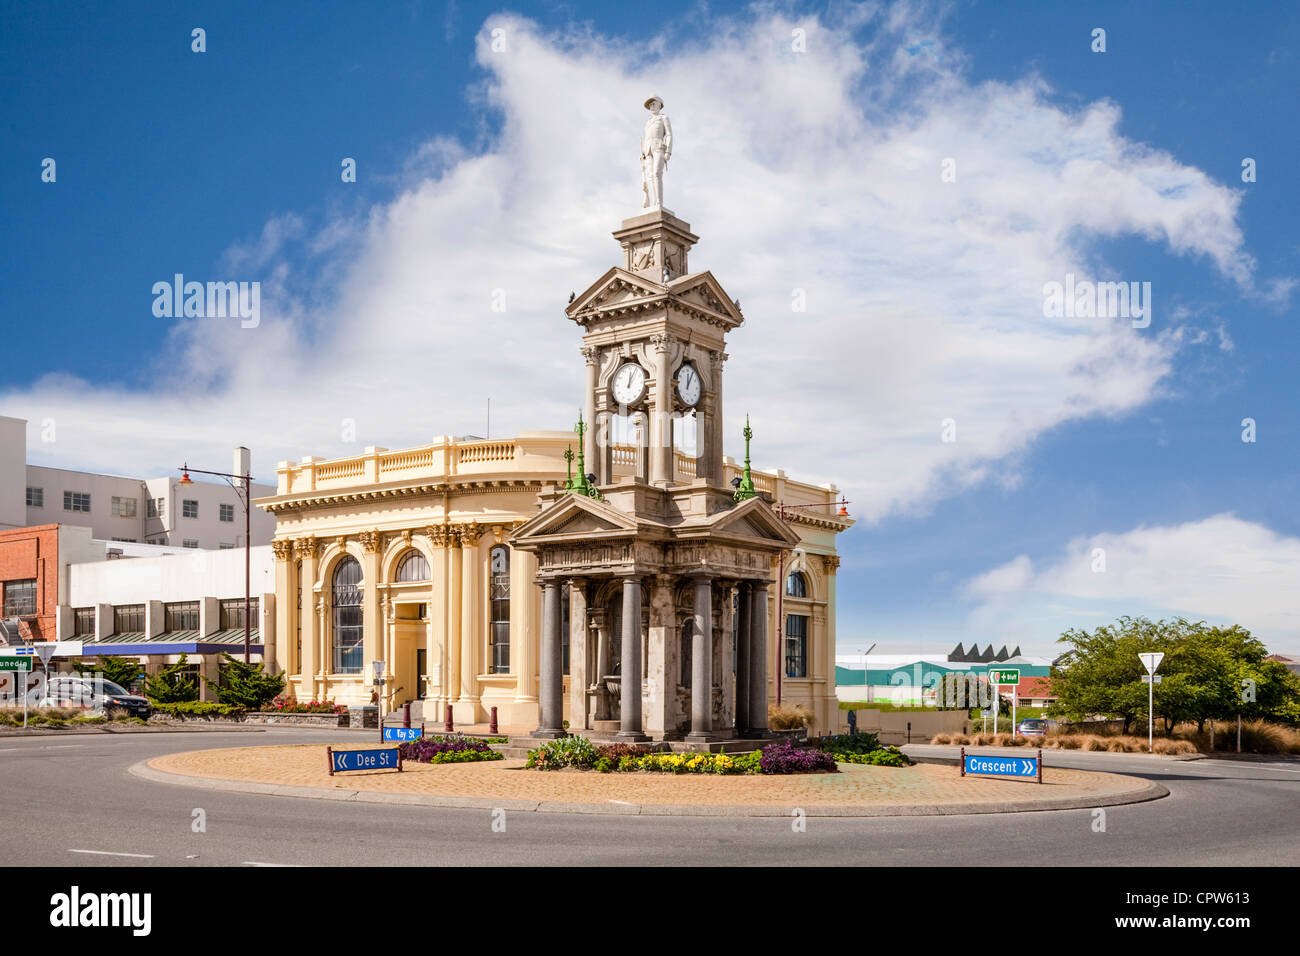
[129,757,1169,818]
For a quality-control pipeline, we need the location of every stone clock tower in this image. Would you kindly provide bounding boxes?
[511,99,801,748]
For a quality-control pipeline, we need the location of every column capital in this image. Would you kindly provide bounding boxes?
[359,530,382,554]
[649,331,676,353]
[292,535,320,559]
[457,523,484,547]
[581,344,600,365]
[822,554,841,575]
[271,539,293,562]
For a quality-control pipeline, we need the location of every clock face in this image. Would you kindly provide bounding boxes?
[611,363,646,405]
[675,363,702,406]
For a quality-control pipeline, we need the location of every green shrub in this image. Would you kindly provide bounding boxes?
[526,735,599,770]
[144,653,199,703]
[152,701,245,718]
[834,747,911,767]
[202,653,285,710]
[814,731,881,754]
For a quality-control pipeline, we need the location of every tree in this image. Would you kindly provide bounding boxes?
[143,653,199,703]
[73,656,144,690]
[203,653,284,710]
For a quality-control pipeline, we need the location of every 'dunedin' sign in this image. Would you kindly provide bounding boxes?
[327,747,402,775]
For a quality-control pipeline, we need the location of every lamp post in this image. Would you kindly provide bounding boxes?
[177,453,253,664]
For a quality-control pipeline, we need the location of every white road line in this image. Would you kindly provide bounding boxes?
[608,799,635,805]
[69,849,155,858]
[243,861,299,867]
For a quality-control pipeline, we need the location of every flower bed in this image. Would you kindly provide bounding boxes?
[266,696,347,715]
[397,735,504,765]
[525,737,844,775]
[811,731,912,767]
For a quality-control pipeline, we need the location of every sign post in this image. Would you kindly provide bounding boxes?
[0,656,32,728]
[33,642,58,707]
[373,659,386,743]
[1138,652,1165,753]
[988,668,1020,735]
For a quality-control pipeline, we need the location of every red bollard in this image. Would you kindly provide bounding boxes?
[403,702,411,728]
[489,706,498,735]
[444,704,453,733]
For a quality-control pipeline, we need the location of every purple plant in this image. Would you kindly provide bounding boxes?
[398,735,494,762]
[759,740,838,774]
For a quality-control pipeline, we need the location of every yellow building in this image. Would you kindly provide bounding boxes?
[256,205,853,736]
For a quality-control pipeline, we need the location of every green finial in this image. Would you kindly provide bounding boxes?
[563,445,575,491]
[567,411,602,500]
[733,415,757,502]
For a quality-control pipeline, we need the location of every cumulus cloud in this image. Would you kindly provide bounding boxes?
[965,514,1300,653]
[1,5,1265,520]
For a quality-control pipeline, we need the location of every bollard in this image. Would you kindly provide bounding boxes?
[489,705,498,735]
[403,702,411,729]
[444,704,453,733]
[907,720,911,744]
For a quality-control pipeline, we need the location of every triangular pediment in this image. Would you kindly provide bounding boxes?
[703,497,801,547]
[510,492,640,544]
[566,268,666,318]
[666,271,743,325]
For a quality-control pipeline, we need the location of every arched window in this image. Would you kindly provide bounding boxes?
[489,546,510,673]
[786,571,808,598]
[332,556,363,674]
[396,550,429,582]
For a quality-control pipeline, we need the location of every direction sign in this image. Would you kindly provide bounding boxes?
[0,656,32,672]
[1141,674,1163,684]
[988,668,1020,685]
[1139,652,1164,673]
[327,747,402,775]
[382,726,423,742]
[963,751,1039,781]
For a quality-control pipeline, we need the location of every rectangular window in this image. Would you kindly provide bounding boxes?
[182,499,198,518]
[113,604,145,634]
[63,491,91,513]
[26,487,43,507]
[73,607,94,636]
[110,537,138,543]
[219,503,235,522]
[165,601,199,632]
[147,498,164,518]
[111,496,137,518]
[148,536,168,546]
[3,580,37,617]
[219,542,234,550]
[182,539,199,549]
[220,598,259,631]
[784,614,809,679]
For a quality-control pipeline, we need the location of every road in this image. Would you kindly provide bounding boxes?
[2,731,1297,866]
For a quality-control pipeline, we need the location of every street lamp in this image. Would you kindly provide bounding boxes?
[177,450,254,664]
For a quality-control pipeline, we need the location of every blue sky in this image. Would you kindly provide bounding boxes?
[2,1,1297,657]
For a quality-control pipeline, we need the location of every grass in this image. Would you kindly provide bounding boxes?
[932,719,1300,756]
[768,703,813,730]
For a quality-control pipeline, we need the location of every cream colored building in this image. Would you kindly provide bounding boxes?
[257,203,853,735]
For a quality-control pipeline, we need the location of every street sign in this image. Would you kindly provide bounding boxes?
[962,750,1041,783]
[1139,652,1164,673]
[988,668,1020,685]
[382,726,423,742]
[327,747,402,775]
[1141,674,1163,684]
[0,656,32,672]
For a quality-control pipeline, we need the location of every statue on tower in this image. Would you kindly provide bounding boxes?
[640,96,672,210]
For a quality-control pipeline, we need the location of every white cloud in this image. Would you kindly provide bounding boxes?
[0,7,1266,522]
[965,514,1300,653]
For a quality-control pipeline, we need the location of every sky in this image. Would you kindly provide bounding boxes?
[2,0,1297,658]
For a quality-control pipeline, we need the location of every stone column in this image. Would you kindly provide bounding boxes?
[447,532,462,702]
[359,532,382,691]
[458,525,482,710]
[645,573,675,737]
[650,332,673,485]
[582,346,599,481]
[511,545,538,714]
[687,574,714,741]
[534,578,565,737]
[708,350,727,483]
[735,581,751,735]
[618,576,649,740]
[425,526,449,707]
[295,538,320,697]
[567,579,589,731]
[748,581,770,735]
[272,540,293,678]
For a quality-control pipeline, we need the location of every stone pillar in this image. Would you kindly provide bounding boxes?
[708,350,726,483]
[582,347,599,481]
[735,581,750,735]
[426,527,449,707]
[687,574,714,741]
[272,540,293,676]
[459,526,482,710]
[511,544,538,717]
[447,534,462,701]
[618,576,649,740]
[650,332,673,485]
[567,579,589,731]
[534,578,565,737]
[645,574,675,736]
[295,538,320,699]
[748,582,770,735]
[359,532,382,691]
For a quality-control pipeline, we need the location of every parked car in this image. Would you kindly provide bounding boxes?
[1016,718,1059,737]
[44,676,152,719]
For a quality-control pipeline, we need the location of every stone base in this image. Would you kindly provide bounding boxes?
[615,730,652,743]
[530,728,568,739]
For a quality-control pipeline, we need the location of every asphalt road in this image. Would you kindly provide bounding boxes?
[2,731,1297,866]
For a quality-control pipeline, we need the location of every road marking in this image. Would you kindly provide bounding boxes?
[69,849,155,858]
[0,745,88,753]
[608,799,635,805]
[243,861,299,867]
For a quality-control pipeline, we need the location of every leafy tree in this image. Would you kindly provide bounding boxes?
[143,653,199,703]
[73,656,145,690]
[203,653,284,710]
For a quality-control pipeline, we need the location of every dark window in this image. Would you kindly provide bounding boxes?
[64,491,91,513]
[182,499,198,518]
[331,557,363,674]
[3,580,37,617]
[396,551,430,582]
[489,546,510,673]
[73,607,94,636]
[785,614,808,678]
[147,498,163,518]
[786,571,808,598]
[111,496,137,517]
[182,539,199,549]
[113,604,145,634]
[220,598,259,631]
[219,503,235,522]
[680,618,692,686]
[165,601,199,632]
[26,487,43,507]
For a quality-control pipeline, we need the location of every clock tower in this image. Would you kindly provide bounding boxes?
[567,206,743,490]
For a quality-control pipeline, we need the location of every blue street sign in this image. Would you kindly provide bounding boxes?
[329,747,400,773]
[382,726,423,742]
[964,753,1038,778]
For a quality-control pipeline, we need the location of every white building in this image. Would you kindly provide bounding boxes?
[0,416,276,549]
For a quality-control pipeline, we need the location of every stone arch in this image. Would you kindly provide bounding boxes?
[381,535,436,584]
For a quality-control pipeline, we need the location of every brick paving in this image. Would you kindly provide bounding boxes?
[148,742,1148,809]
